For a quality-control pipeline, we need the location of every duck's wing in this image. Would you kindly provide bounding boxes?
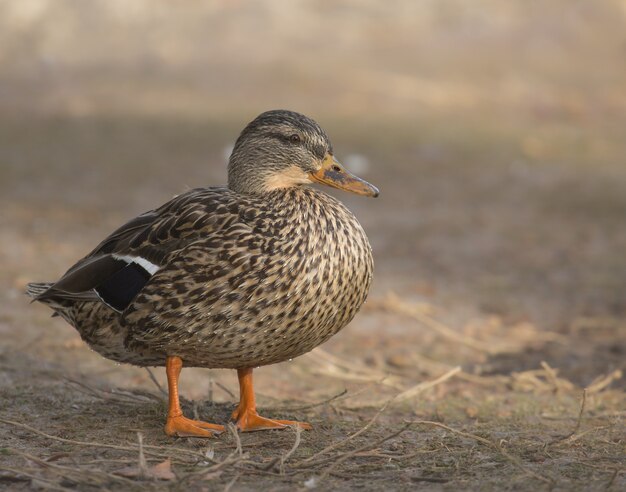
[34,188,235,311]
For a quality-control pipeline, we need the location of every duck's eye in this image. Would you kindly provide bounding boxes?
[289,134,301,144]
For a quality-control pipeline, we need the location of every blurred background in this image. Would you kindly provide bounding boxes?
[1,1,625,388]
[1,4,625,488]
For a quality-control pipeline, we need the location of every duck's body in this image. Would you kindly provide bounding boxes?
[28,110,378,437]
[34,186,372,368]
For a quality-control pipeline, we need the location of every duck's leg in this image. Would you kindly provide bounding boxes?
[231,367,312,432]
[164,356,224,437]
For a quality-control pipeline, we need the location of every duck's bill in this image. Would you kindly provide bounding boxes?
[309,154,379,197]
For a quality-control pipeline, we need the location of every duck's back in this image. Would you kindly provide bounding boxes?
[32,187,373,368]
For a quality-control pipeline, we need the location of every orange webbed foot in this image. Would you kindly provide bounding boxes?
[231,367,312,432]
[231,407,312,432]
[165,415,225,438]
[164,356,224,438]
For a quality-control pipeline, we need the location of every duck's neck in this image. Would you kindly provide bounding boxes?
[265,186,329,214]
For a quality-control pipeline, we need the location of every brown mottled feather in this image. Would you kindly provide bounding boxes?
[31,186,373,368]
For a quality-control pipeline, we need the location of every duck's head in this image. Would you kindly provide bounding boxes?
[228,110,379,197]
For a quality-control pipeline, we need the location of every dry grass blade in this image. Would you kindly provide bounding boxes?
[306,349,405,389]
[223,472,241,492]
[298,401,390,466]
[227,423,243,458]
[9,449,140,487]
[572,388,587,435]
[0,418,161,455]
[138,432,147,471]
[179,456,242,486]
[0,418,206,461]
[604,467,621,490]
[390,366,461,404]
[315,423,412,482]
[540,361,573,393]
[0,466,72,492]
[587,370,623,394]
[410,420,555,486]
[277,389,348,412]
[549,389,589,445]
[168,433,248,488]
[63,377,160,404]
[279,426,303,474]
[111,432,176,480]
[557,425,612,445]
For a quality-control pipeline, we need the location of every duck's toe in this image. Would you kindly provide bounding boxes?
[232,409,312,432]
[165,415,225,438]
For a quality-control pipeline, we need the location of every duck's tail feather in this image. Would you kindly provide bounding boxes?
[26,282,54,300]
[26,282,75,320]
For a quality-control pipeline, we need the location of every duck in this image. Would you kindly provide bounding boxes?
[27,110,378,437]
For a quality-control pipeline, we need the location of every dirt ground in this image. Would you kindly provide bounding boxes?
[1,2,625,491]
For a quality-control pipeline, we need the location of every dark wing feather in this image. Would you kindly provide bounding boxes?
[36,256,130,302]
[37,188,234,305]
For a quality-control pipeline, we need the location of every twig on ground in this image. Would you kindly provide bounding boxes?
[540,361,572,394]
[173,438,248,487]
[0,466,72,492]
[69,378,163,406]
[227,423,243,458]
[511,370,554,393]
[587,370,623,394]
[549,389,588,445]
[410,420,555,486]
[315,423,412,482]
[327,470,447,483]
[0,418,208,462]
[64,377,160,404]
[223,472,241,492]
[561,426,611,444]
[9,449,139,487]
[306,349,404,389]
[192,401,201,421]
[604,467,621,491]
[277,389,348,412]
[280,426,303,474]
[389,366,461,404]
[457,371,511,386]
[0,418,162,456]
[541,410,626,420]
[179,454,243,486]
[573,388,587,434]
[137,432,147,476]
[298,401,390,465]
[408,476,450,483]
[328,384,397,411]
[81,458,161,465]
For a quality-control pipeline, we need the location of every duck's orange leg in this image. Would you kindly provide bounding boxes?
[231,367,312,432]
[164,356,224,438]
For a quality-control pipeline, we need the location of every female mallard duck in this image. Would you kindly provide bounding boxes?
[28,110,378,437]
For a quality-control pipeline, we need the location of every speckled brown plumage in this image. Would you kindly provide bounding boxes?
[44,186,372,367]
[27,109,378,435]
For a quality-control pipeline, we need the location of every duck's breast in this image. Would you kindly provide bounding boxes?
[123,188,373,368]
